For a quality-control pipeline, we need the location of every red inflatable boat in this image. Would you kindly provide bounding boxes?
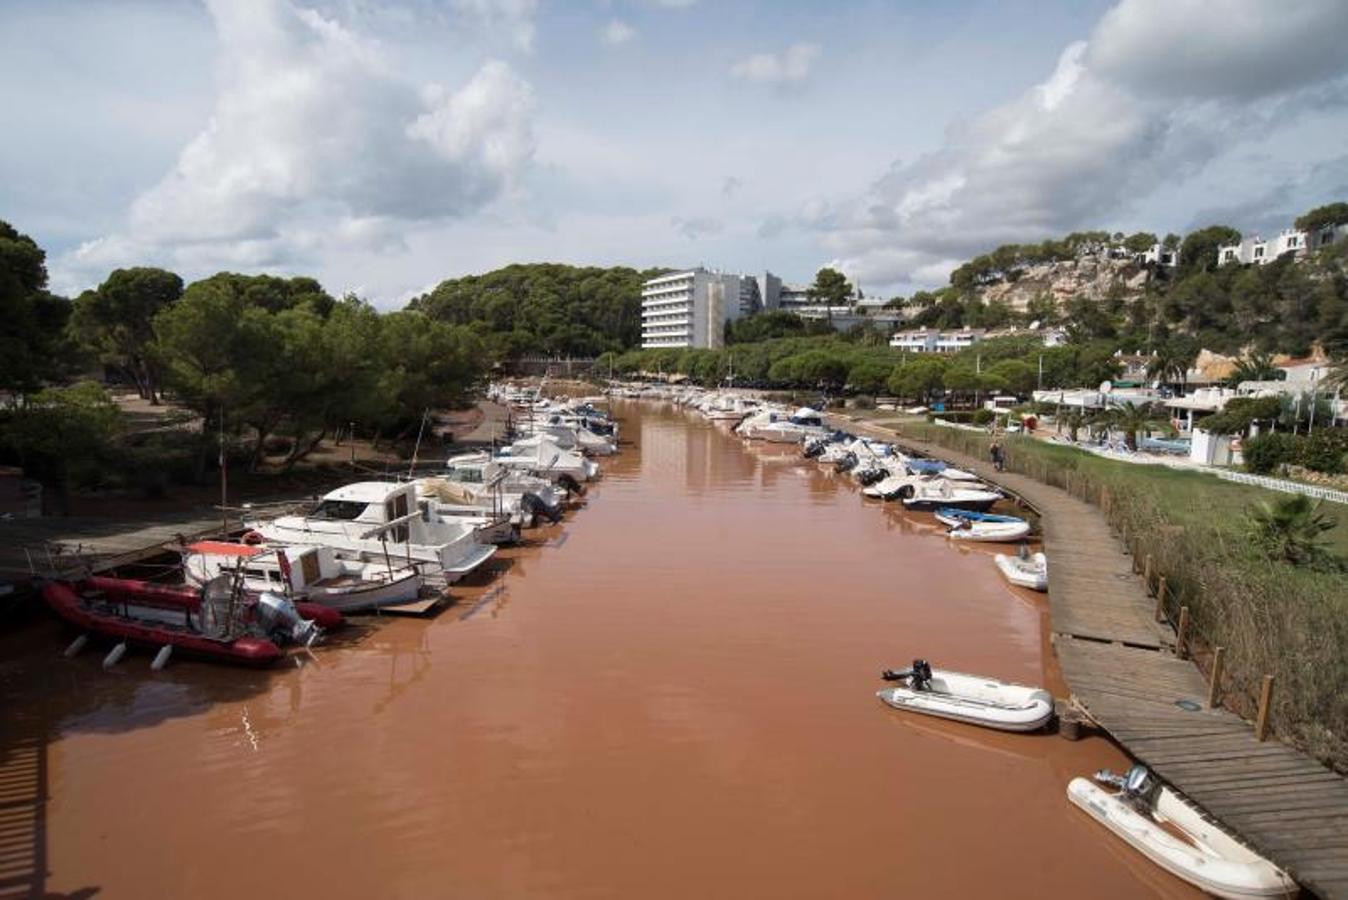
[43,576,343,667]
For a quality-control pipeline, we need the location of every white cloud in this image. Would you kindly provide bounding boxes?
[730,43,820,87]
[452,0,537,52]
[1087,0,1348,100]
[820,0,1348,289]
[63,0,534,289]
[671,216,723,240]
[600,19,635,46]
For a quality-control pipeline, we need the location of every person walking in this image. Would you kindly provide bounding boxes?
[989,440,1005,472]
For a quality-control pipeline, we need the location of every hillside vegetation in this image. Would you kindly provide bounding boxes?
[411,263,665,359]
[901,207,1348,361]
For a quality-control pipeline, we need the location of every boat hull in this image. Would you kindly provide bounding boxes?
[903,495,999,512]
[994,553,1048,591]
[42,579,284,666]
[1067,779,1297,900]
[876,672,1053,733]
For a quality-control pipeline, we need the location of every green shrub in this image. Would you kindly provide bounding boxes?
[1294,430,1348,475]
[1242,432,1294,474]
[971,408,995,426]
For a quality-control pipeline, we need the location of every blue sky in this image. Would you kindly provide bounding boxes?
[3,0,1347,305]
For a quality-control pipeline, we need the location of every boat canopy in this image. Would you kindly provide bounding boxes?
[789,407,823,425]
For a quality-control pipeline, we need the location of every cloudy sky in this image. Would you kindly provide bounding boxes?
[4,0,1348,305]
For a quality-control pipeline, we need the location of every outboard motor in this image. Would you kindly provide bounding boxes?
[857,466,886,486]
[834,452,858,473]
[521,491,563,524]
[881,658,934,691]
[909,659,933,690]
[255,592,322,647]
[1094,765,1158,809]
[557,473,586,496]
[803,437,827,459]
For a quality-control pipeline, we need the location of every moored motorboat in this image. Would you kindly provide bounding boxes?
[246,481,496,584]
[876,659,1054,732]
[935,508,1032,542]
[182,541,423,613]
[1068,767,1297,900]
[862,471,914,499]
[994,551,1048,591]
[42,576,339,666]
[899,478,1002,512]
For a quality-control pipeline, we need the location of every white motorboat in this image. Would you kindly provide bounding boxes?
[514,413,617,455]
[876,660,1054,732]
[439,453,566,523]
[496,436,599,484]
[900,478,1002,512]
[182,540,422,613]
[737,407,829,444]
[935,509,1032,542]
[1068,767,1297,900]
[994,551,1048,591]
[862,472,915,499]
[245,482,496,584]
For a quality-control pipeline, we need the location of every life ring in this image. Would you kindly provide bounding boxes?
[242,530,265,546]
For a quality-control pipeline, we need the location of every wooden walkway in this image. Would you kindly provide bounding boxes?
[841,417,1348,900]
[0,509,231,580]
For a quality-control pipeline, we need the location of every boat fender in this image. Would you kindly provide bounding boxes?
[242,530,265,546]
[103,641,128,669]
[63,634,89,658]
[151,644,173,671]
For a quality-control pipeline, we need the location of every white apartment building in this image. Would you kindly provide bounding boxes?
[1217,222,1348,267]
[1138,243,1180,267]
[888,328,986,354]
[641,269,761,349]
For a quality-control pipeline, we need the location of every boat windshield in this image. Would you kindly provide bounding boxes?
[447,467,483,484]
[310,500,368,520]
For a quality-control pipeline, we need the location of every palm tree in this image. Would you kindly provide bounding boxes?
[1146,344,1193,393]
[1244,494,1341,570]
[1226,351,1284,388]
[1058,409,1087,442]
[1102,401,1163,451]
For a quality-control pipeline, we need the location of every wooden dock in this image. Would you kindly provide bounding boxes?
[0,509,233,580]
[842,417,1348,900]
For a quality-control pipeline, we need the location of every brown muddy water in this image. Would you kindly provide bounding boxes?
[1,401,1202,899]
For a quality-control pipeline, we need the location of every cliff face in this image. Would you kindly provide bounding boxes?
[978,255,1150,311]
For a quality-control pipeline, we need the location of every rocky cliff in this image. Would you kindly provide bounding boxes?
[978,255,1151,311]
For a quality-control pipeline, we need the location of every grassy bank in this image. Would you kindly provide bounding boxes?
[900,421,1348,771]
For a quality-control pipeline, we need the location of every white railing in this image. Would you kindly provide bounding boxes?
[1214,469,1348,505]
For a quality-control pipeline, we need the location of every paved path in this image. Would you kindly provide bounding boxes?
[839,416,1348,900]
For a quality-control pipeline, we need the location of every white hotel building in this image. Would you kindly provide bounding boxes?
[1217,222,1348,266]
[641,269,761,349]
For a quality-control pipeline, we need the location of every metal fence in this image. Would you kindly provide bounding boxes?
[1214,469,1348,505]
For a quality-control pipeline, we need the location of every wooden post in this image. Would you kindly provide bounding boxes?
[1255,675,1275,741]
[1154,576,1167,622]
[1207,646,1225,709]
[1143,554,1154,590]
[1176,605,1190,659]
